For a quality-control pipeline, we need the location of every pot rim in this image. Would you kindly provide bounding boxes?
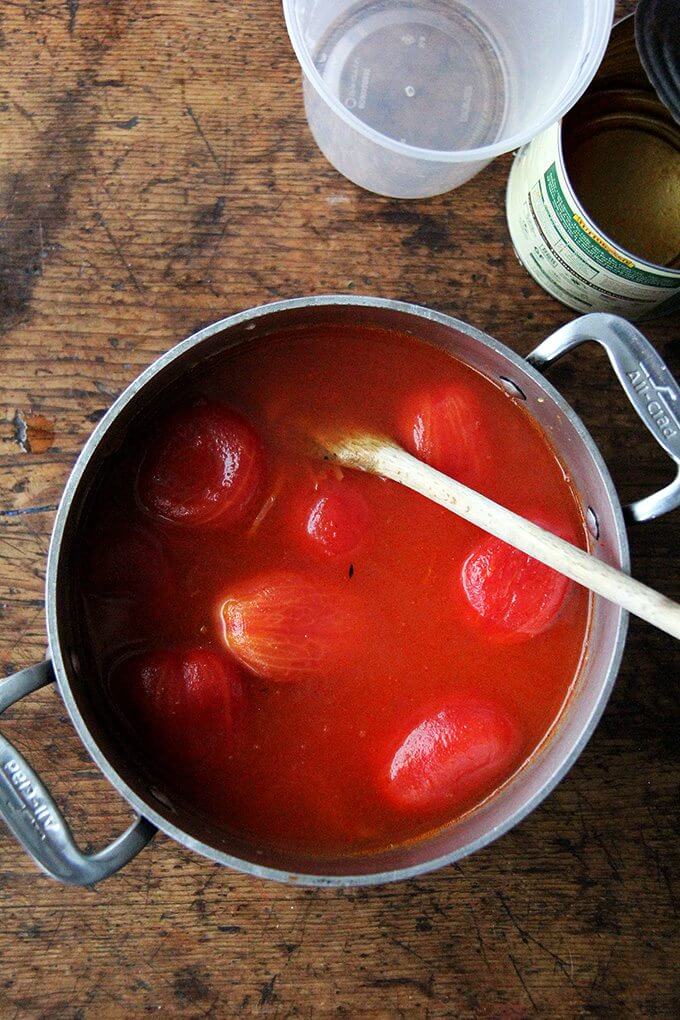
[45,295,630,886]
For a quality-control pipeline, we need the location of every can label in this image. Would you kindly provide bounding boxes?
[506,124,680,318]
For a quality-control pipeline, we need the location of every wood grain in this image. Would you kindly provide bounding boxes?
[0,1,677,1017]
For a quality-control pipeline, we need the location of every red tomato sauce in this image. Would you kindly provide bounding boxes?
[76,325,590,858]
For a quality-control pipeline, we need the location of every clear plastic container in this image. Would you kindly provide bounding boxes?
[283,0,615,198]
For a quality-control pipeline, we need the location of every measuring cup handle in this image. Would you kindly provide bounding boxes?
[527,312,680,524]
[0,661,156,885]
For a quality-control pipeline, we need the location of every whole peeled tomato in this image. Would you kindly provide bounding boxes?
[297,477,370,559]
[113,646,236,775]
[461,525,577,639]
[400,381,491,488]
[138,402,264,527]
[221,570,359,682]
[382,695,522,813]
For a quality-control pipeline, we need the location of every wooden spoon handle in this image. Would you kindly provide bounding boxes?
[329,434,680,641]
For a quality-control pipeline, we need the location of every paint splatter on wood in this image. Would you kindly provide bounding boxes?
[13,412,55,454]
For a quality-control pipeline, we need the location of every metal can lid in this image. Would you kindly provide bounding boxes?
[635,0,680,125]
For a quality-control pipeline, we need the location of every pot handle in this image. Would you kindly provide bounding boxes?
[527,312,680,524]
[0,660,156,885]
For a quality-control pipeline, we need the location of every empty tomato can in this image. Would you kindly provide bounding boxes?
[506,15,680,320]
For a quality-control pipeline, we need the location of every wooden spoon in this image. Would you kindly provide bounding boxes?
[319,432,680,641]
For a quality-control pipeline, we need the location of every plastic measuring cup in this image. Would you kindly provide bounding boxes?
[283,0,615,199]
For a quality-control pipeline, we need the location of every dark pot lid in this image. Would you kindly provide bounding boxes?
[635,0,680,124]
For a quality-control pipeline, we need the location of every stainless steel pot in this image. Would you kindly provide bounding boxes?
[1,297,679,886]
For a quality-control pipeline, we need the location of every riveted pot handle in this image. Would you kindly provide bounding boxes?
[0,660,156,885]
[527,312,680,524]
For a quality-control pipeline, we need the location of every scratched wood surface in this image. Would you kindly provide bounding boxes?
[0,1,678,1016]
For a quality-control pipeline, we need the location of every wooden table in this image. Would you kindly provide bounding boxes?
[1,1,677,1015]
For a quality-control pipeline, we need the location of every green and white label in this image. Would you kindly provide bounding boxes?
[506,124,680,319]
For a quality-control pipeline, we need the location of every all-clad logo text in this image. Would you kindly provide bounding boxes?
[628,363,678,439]
[2,759,59,834]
